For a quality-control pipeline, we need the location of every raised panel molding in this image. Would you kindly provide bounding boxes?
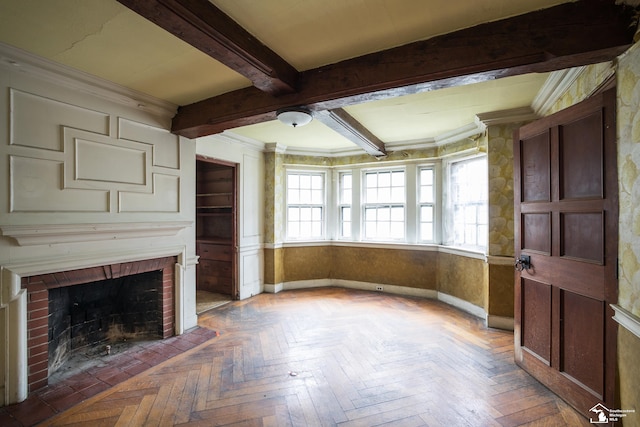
[119,118,180,170]
[64,128,152,192]
[10,156,109,212]
[7,87,183,216]
[10,89,109,151]
[119,174,180,213]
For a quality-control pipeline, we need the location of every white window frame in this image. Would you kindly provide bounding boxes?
[337,171,353,239]
[362,167,406,241]
[285,169,327,240]
[418,166,436,243]
[444,155,488,251]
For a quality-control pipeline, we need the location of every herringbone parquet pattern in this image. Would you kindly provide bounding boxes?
[39,288,589,426]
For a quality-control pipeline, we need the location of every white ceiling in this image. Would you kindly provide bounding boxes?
[0,0,573,153]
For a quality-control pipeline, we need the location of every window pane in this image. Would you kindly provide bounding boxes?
[300,174,311,188]
[365,207,377,221]
[288,207,299,221]
[311,174,322,189]
[450,157,488,249]
[366,173,377,187]
[392,171,404,186]
[311,189,323,204]
[366,188,377,203]
[312,207,322,221]
[391,187,404,203]
[421,224,433,241]
[288,174,299,188]
[379,187,391,203]
[391,206,404,221]
[390,222,404,239]
[420,205,433,222]
[378,207,390,221]
[342,206,351,219]
[378,171,390,187]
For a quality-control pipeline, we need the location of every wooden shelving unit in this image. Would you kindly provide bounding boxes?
[196,158,236,297]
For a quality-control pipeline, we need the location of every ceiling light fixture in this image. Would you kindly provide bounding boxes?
[276,106,313,127]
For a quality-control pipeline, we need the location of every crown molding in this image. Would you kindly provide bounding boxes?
[531,66,587,116]
[476,106,538,126]
[209,131,266,152]
[0,42,177,119]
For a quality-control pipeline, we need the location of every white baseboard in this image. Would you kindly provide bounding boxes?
[436,292,486,320]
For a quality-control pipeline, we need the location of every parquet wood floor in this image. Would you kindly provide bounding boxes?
[35,287,589,426]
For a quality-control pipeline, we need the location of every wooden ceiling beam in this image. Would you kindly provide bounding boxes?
[314,109,387,157]
[117,0,298,95]
[171,0,635,139]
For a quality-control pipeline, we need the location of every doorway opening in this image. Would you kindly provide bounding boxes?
[196,156,238,313]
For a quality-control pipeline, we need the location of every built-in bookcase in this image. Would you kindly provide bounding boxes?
[196,157,237,297]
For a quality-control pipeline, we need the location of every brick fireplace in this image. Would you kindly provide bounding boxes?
[22,257,176,393]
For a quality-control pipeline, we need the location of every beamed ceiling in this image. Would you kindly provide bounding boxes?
[0,0,635,156]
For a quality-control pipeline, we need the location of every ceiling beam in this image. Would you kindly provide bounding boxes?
[117,0,298,95]
[171,0,635,139]
[314,109,387,157]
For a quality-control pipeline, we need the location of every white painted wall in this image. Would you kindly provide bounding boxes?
[196,134,265,299]
[0,44,199,405]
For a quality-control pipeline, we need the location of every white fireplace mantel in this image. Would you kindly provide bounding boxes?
[0,242,193,406]
[0,221,193,246]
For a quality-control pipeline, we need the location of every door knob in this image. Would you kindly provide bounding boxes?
[515,254,531,272]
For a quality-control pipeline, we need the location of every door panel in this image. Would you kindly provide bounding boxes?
[514,87,617,417]
[561,290,604,397]
[559,113,604,200]
[561,211,604,263]
[521,278,551,364]
[522,212,551,254]
[521,131,551,203]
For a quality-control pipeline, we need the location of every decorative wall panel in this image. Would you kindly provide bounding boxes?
[10,156,109,212]
[118,118,180,169]
[10,89,109,151]
[242,154,260,238]
[7,88,182,216]
[64,129,151,192]
[119,175,180,213]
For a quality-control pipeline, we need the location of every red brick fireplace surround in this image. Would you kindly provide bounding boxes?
[22,256,176,393]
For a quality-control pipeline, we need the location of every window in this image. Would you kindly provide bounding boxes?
[363,169,405,240]
[338,172,352,238]
[449,157,488,249]
[286,171,325,239]
[419,167,435,242]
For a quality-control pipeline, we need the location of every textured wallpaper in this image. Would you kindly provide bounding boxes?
[263,151,284,244]
[488,124,518,258]
[618,43,640,318]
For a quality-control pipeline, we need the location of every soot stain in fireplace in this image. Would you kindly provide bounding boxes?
[48,270,163,378]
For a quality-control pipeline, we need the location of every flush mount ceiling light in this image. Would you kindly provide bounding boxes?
[276,106,313,127]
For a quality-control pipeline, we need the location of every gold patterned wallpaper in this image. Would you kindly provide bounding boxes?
[617,43,640,319]
[488,124,518,258]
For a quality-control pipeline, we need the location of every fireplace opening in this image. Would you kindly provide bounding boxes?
[25,256,176,392]
[48,270,164,378]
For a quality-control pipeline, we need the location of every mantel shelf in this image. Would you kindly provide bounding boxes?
[0,221,193,246]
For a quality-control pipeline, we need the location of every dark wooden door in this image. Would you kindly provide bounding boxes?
[513,87,618,417]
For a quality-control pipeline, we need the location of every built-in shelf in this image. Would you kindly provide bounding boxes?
[196,159,235,297]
